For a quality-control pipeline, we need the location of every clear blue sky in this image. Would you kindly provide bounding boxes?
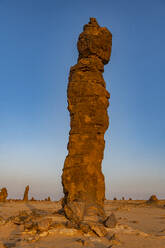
[0,0,165,200]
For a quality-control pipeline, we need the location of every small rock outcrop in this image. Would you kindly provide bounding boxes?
[103,212,117,228]
[147,195,159,204]
[23,185,29,201]
[62,18,112,225]
[44,197,51,201]
[0,188,8,202]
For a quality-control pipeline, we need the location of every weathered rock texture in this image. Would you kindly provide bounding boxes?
[0,188,8,202]
[62,18,112,224]
[23,185,29,201]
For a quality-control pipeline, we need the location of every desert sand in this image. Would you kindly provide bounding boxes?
[0,199,165,248]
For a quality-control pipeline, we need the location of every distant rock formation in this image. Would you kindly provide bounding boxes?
[62,18,112,224]
[23,185,29,201]
[44,197,51,201]
[0,188,8,202]
[147,195,159,204]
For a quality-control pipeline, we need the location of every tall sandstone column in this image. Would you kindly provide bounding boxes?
[23,185,29,201]
[62,18,112,224]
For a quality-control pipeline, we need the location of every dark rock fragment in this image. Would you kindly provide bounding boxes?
[103,213,117,228]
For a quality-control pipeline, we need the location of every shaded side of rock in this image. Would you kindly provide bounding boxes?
[103,213,117,228]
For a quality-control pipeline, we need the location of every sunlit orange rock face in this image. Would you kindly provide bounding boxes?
[62,18,112,223]
[0,188,8,202]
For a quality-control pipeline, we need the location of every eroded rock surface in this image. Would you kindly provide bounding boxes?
[62,18,112,224]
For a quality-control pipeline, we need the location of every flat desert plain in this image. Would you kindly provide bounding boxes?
[0,200,165,248]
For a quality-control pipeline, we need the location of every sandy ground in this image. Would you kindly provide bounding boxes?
[0,200,165,248]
